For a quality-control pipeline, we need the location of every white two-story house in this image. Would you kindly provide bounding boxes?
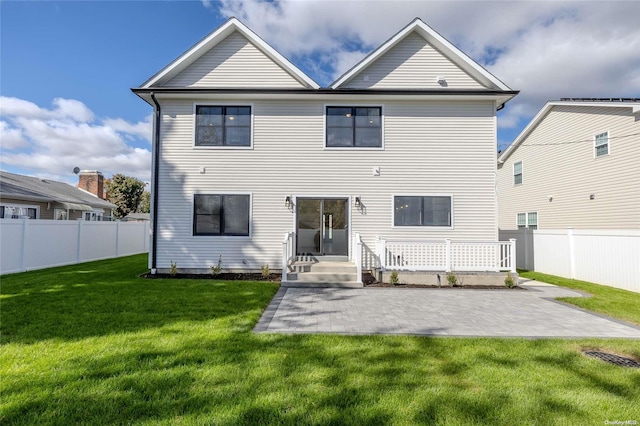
[133,17,518,284]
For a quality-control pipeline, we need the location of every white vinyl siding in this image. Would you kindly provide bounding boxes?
[155,98,497,270]
[497,105,640,230]
[343,33,484,89]
[164,32,305,88]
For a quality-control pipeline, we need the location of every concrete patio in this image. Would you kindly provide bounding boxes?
[254,281,640,338]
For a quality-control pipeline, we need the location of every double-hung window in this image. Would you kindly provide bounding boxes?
[394,196,452,227]
[513,161,523,185]
[193,194,250,236]
[195,106,251,147]
[517,212,537,229]
[594,132,609,157]
[326,106,382,148]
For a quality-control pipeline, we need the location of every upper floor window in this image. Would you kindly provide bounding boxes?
[513,161,523,185]
[195,106,251,147]
[394,195,452,227]
[326,106,382,148]
[594,132,609,157]
[193,194,250,236]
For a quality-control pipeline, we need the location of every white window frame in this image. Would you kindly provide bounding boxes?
[391,194,454,229]
[54,208,68,220]
[516,211,538,229]
[594,131,609,158]
[0,203,39,219]
[192,103,254,150]
[191,191,252,238]
[513,161,523,185]
[323,103,385,151]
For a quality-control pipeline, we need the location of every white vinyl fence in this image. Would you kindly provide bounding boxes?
[1,219,149,275]
[534,229,640,293]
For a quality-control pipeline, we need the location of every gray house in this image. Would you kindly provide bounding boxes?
[133,17,518,283]
[0,170,115,221]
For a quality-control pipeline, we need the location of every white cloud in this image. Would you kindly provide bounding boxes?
[0,121,29,149]
[103,114,153,143]
[1,96,94,122]
[214,1,640,131]
[0,96,151,182]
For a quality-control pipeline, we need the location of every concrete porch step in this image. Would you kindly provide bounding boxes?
[281,280,363,288]
[284,260,362,287]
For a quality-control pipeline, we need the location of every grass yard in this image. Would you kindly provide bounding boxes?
[520,270,640,325]
[1,255,639,425]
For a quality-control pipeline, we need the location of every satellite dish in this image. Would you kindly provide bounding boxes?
[73,167,80,175]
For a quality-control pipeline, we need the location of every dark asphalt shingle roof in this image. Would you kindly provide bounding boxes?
[0,171,116,210]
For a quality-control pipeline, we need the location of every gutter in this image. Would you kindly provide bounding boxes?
[132,87,520,96]
[150,92,161,274]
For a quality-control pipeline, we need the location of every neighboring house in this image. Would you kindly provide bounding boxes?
[132,17,518,280]
[123,213,150,222]
[497,99,640,231]
[0,170,116,220]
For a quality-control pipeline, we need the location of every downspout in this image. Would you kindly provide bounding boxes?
[150,92,161,273]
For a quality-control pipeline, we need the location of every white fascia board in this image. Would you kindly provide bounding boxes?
[140,17,319,89]
[330,18,512,91]
[497,100,639,164]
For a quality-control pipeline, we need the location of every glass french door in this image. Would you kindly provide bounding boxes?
[296,198,348,256]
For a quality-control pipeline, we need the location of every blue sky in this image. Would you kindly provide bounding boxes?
[2,1,639,183]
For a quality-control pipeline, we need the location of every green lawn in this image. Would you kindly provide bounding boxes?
[1,255,639,425]
[520,270,640,325]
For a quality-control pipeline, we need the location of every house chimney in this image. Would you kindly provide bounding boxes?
[78,170,104,199]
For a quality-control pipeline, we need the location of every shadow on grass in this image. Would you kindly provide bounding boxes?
[3,256,640,424]
[0,254,278,344]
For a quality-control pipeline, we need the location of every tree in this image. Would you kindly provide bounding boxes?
[105,174,146,219]
[138,191,151,214]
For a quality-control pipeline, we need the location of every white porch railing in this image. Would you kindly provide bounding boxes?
[376,238,516,273]
[282,231,295,282]
[352,232,363,284]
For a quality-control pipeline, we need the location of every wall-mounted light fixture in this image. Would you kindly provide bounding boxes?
[590,194,595,200]
[548,195,553,202]
[354,196,361,209]
[285,196,292,208]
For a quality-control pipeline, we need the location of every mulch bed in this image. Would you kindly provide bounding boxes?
[141,272,282,282]
[141,272,522,289]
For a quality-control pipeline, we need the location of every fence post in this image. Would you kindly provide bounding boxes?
[509,238,517,273]
[377,238,387,270]
[445,239,452,272]
[567,228,575,279]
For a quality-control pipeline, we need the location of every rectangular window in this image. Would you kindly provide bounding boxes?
[326,106,382,148]
[595,132,609,157]
[193,194,250,236]
[394,196,452,227]
[195,106,251,147]
[1,205,37,219]
[514,161,523,185]
[517,212,537,229]
[54,209,68,220]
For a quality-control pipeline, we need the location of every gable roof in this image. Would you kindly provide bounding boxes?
[330,17,512,91]
[0,171,116,211]
[497,99,640,163]
[139,17,320,90]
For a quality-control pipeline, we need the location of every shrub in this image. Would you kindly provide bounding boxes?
[210,255,222,276]
[260,264,270,279]
[390,270,399,286]
[169,261,177,277]
[505,272,516,288]
[446,272,458,287]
